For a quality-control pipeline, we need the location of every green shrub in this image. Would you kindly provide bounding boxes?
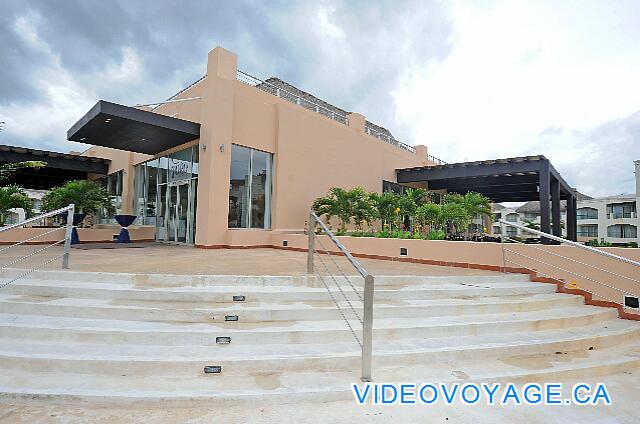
[426,229,446,240]
[42,180,114,215]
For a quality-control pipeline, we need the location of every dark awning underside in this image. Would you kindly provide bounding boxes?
[67,100,200,155]
[396,156,576,203]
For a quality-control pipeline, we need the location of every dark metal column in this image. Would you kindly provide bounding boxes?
[539,162,551,243]
[551,178,561,237]
[567,195,577,241]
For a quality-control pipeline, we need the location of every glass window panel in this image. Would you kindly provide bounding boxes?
[192,145,199,176]
[250,150,272,229]
[228,145,251,228]
[156,184,168,240]
[168,148,193,183]
[145,160,158,225]
[157,157,168,184]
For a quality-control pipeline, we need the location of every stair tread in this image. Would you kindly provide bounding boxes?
[0,319,635,361]
[0,305,613,334]
[0,341,638,399]
[4,278,547,292]
[0,291,578,311]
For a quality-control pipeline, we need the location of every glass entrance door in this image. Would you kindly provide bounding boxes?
[163,181,191,244]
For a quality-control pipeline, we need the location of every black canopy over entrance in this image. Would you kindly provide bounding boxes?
[0,144,109,190]
[396,156,578,242]
[67,100,200,155]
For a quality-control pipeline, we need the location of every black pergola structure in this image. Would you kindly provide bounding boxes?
[396,156,578,243]
[0,144,110,190]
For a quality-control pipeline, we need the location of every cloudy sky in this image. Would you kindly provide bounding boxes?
[1,0,639,197]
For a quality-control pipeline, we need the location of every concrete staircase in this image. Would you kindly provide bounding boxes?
[0,269,638,405]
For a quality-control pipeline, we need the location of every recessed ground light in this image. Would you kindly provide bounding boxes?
[141,138,146,142]
[216,336,232,344]
[225,315,239,322]
[105,118,111,122]
[204,365,222,374]
[400,247,408,256]
[624,295,639,309]
[233,295,245,302]
[80,137,86,141]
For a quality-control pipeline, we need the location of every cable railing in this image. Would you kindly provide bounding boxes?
[0,204,74,289]
[364,123,416,153]
[427,154,448,165]
[498,219,640,313]
[307,211,374,382]
[236,70,350,125]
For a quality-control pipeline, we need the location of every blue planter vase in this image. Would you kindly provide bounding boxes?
[115,215,137,243]
[58,213,85,245]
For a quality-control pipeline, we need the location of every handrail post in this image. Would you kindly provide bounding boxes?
[361,274,374,382]
[307,211,315,274]
[500,221,506,273]
[62,204,74,269]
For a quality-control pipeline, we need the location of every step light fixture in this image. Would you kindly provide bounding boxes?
[204,365,222,374]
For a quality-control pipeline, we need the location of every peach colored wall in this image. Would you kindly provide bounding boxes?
[271,103,427,231]
[80,147,152,214]
[0,226,156,244]
[188,47,432,246]
[150,78,205,124]
[79,46,435,246]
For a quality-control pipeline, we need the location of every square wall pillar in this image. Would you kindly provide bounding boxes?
[551,178,561,237]
[194,47,238,247]
[347,113,366,133]
[538,163,551,243]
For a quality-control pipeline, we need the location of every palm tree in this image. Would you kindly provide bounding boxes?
[369,191,400,228]
[443,192,492,235]
[0,185,33,226]
[41,180,114,215]
[349,187,376,231]
[414,202,443,232]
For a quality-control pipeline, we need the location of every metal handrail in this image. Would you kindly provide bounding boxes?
[498,219,639,311]
[0,205,75,233]
[308,211,374,382]
[0,205,75,286]
[427,154,448,165]
[364,124,416,153]
[236,70,349,125]
[150,75,206,111]
[498,219,640,268]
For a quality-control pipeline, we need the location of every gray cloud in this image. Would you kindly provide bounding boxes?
[541,110,640,197]
[0,0,453,150]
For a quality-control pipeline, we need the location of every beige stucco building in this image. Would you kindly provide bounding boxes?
[576,161,639,246]
[70,46,437,247]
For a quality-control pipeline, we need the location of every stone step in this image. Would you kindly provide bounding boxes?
[4,280,555,302]
[0,305,614,345]
[0,320,635,376]
[0,292,582,323]
[0,338,637,405]
[0,269,531,288]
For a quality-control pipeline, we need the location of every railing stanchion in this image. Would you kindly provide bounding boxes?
[361,274,374,382]
[500,221,506,273]
[62,204,74,270]
[308,210,375,380]
[307,212,315,274]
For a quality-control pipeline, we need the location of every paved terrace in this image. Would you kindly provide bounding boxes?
[2,243,496,276]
